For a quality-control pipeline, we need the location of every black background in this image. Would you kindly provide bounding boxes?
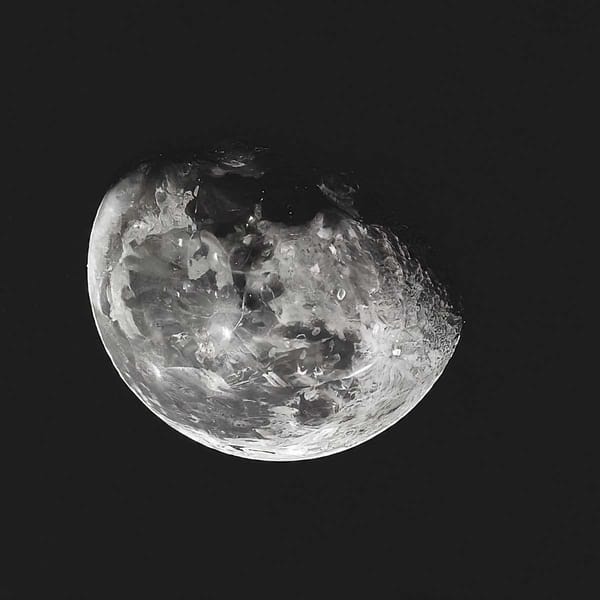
[5,2,595,599]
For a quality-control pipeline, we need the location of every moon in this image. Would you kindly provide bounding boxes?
[87,143,462,460]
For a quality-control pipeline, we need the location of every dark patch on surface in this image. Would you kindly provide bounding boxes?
[232,271,247,294]
[297,392,337,424]
[196,268,218,293]
[260,272,284,302]
[192,242,209,259]
[323,336,355,370]
[244,291,262,311]
[230,245,252,270]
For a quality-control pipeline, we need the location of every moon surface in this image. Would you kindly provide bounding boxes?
[87,144,462,460]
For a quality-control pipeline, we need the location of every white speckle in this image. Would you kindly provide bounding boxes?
[296,364,307,375]
[310,263,320,275]
[329,244,337,256]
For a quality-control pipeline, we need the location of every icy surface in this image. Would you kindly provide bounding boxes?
[88,145,462,460]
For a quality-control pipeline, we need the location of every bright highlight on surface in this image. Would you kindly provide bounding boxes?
[88,143,462,460]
